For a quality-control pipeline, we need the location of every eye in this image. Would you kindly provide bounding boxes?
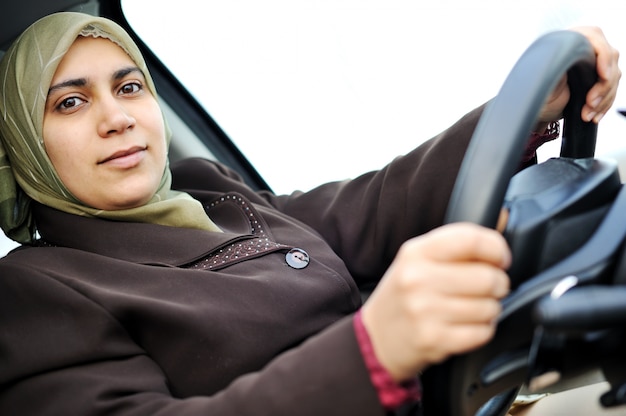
[119,82,142,95]
[56,96,86,112]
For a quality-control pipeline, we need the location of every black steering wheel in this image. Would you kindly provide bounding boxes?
[420,31,626,416]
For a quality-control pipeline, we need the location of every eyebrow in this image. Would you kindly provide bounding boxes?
[47,78,87,96]
[47,66,145,97]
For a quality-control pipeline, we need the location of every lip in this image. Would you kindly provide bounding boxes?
[98,145,147,168]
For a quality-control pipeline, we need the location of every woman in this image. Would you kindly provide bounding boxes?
[0,12,620,415]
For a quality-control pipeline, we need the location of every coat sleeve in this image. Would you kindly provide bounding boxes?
[263,104,486,283]
[171,104,485,286]
[0,258,385,416]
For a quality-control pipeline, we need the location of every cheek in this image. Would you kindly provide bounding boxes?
[144,102,168,161]
[42,120,73,170]
[42,118,90,188]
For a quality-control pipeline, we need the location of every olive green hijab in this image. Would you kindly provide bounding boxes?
[0,12,221,244]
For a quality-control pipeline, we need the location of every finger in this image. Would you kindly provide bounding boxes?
[570,26,621,122]
[423,262,511,298]
[584,54,620,122]
[585,81,619,123]
[409,222,512,269]
[496,208,509,233]
[420,322,497,364]
[445,323,497,355]
[424,295,503,325]
[572,26,616,82]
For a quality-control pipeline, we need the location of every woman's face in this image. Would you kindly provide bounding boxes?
[43,36,167,210]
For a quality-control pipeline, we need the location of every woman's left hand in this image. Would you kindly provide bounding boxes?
[538,26,621,126]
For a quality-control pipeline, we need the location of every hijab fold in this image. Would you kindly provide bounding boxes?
[0,12,222,244]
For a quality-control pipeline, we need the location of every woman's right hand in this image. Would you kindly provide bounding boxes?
[360,223,511,382]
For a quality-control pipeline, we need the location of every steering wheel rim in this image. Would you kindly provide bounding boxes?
[421,31,598,416]
[444,30,597,228]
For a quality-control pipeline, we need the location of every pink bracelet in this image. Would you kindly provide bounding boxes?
[353,310,422,410]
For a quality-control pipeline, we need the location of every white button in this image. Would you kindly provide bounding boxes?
[286,248,310,269]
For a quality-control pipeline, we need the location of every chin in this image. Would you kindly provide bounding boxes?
[107,181,161,210]
[103,193,156,211]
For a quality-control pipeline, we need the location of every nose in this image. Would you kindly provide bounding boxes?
[97,96,136,137]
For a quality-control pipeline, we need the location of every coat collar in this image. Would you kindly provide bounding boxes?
[32,202,252,266]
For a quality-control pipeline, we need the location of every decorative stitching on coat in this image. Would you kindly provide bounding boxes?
[185,193,290,270]
[186,237,289,270]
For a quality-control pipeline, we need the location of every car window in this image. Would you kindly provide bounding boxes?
[122,0,625,196]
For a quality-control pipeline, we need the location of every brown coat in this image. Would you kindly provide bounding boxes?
[0,106,482,415]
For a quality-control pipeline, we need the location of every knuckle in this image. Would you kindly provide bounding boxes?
[407,294,436,319]
[476,325,497,345]
[484,299,502,320]
[393,263,420,292]
[477,267,507,296]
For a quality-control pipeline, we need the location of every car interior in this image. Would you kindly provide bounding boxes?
[1,1,626,415]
